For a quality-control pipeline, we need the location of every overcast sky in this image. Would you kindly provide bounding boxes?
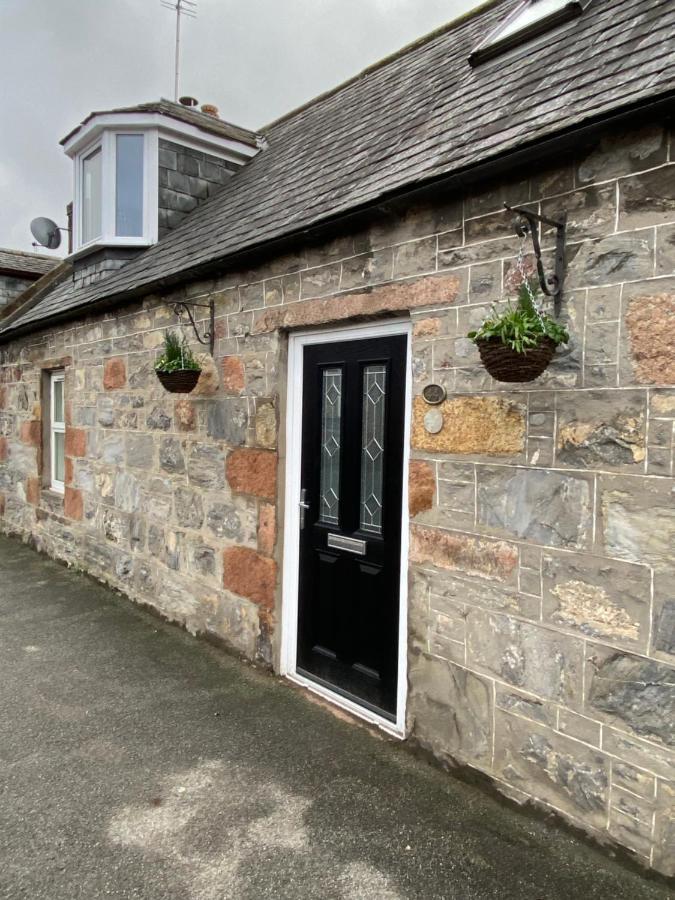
[0,0,476,254]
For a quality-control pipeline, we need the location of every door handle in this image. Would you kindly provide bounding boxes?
[299,489,310,529]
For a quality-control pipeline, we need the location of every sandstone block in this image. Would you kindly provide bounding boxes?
[114,471,140,513]
[253,274,460,333]
[542,550,650,651]
[409,460,435,517]
[103,357,126,390]
[19,420,41,446]
[65,427,87,458]
[25,477,40,506]
[410,525,518,581]
[427,568,539,621]
[625,294,675,384]
[341,249,393,291]
[191,355,219,396]
[300,263,341,299]
[254,400,276,449]
[174,397,196,432]
[466,608,584,705]
[222,356,245,395]
[223,546,276,608]
[64,487,83,520]
[494,711,610,827]
[0,437,6,462]
[408,651,493,766]
[412,396,525,456]
[477,467,593,549]
[226,449,276,501]
[257,502,276,557]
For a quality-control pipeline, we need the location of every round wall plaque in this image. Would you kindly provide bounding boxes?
[422,383,446,405]
[424,409,443,435]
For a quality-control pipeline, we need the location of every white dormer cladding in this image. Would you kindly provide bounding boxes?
[469,0,592,66]
[62,108,260,257]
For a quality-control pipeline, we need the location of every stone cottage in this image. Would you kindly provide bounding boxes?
[1,0,674,876]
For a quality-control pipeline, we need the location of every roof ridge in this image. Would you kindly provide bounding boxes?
[260,0,503,133]
[0,247,61,262]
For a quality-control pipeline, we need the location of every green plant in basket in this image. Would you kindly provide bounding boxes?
[154,330,202,374]
[468,277,569,353]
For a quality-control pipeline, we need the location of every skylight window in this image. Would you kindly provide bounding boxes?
[469,0,590,66]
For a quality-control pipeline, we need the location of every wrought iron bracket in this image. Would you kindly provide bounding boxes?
[504,204,567,316]
[170,298,215,356]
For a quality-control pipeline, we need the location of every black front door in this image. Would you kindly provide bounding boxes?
[297,334,407,720]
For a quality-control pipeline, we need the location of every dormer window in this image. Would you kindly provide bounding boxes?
[62,100,262,258]
[74,130,155,252]
[469,0,591,66]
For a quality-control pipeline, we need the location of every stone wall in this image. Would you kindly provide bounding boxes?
[0,273,35,310]
[158,139,240,239]
[0,120,673,875]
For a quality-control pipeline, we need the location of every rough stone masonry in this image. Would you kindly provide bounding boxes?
[0,120,674,876]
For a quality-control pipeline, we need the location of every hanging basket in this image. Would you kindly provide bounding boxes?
[476,336,557,383]
[156,369,202,394]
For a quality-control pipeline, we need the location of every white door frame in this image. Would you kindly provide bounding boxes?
[280,318,412,738]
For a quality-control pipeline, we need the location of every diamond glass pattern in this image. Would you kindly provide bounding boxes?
[319,367,342,525]
[360,364,387,533]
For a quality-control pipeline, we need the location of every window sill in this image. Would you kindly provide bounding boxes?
[68,237,153,261]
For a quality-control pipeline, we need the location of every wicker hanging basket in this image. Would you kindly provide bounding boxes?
[476,336,557,383]
[156,369,202,393]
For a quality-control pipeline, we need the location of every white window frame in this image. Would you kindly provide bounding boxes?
[72,128,158,253]
[50,370,65,494]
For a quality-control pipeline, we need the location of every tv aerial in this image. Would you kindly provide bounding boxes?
[30,217,68,251]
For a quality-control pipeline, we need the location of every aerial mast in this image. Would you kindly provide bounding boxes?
[161,0,197,102]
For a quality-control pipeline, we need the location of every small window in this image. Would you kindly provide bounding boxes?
[81,145,103,244]
[50,371,66,493]
[470,0,589,66]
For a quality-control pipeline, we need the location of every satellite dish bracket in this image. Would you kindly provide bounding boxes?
[170,297,215,356]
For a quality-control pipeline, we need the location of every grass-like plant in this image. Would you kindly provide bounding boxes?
[154,330,202,373]
[468,277,569,353]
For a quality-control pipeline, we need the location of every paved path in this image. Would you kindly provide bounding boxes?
[0,535,670,900]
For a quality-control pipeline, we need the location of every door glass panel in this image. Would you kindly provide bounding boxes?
[319,367,342,525]
[360,364,387,534]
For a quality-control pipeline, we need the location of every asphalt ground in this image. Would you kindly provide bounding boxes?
[0,533,671,899]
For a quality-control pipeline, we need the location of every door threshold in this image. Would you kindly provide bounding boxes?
[287,671,406,739]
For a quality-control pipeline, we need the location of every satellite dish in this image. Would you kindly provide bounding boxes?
[30,217,62,250]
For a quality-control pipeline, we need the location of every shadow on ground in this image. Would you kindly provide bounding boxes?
[0,534,670,899]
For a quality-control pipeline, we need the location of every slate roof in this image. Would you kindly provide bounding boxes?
[3,0,675,338]
[60,99,261,150]
[0,248,61,278]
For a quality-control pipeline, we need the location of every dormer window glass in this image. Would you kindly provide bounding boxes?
[470,0,590,66]
[115,134,144,237]
[82,146,102,244]
[73,130,156,253]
